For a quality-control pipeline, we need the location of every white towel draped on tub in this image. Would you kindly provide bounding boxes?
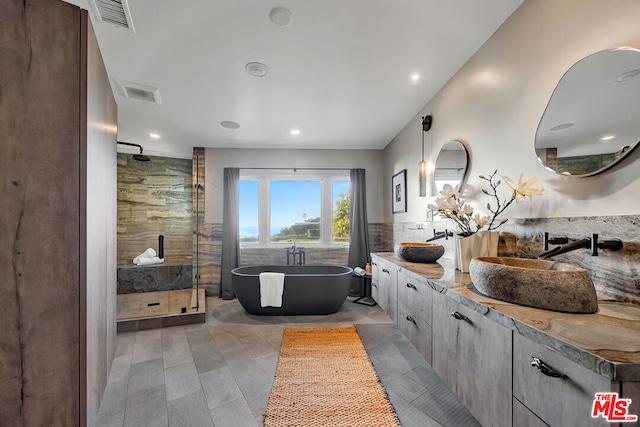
[259,272,285,307]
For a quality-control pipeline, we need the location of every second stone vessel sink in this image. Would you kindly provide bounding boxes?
[394,242,445,263]
[469,257,598,313]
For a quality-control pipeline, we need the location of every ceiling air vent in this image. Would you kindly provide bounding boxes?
[90,0,136,32]
[113,79,162,104]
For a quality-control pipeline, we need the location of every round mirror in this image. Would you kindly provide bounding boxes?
[535,47,640,177]
[433,139,469,193]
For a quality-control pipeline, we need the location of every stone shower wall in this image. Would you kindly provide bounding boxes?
[116,264,193,293]
[196,223,222,297]
[191,148,222,297]
[388,215,640,305]
[117,153,193,266]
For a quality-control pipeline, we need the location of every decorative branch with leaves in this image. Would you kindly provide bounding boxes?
[428,170,545,236]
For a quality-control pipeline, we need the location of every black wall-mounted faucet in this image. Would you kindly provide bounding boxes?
[426,229,454,242]
[539,232,623,259]
[543,232,568,250]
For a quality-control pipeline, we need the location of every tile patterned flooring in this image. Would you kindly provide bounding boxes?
[96,296,480,427]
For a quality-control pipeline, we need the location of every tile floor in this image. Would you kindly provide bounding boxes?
[96,296,480,427]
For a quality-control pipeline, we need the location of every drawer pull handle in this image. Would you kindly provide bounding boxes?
[382,269,390,274]
[406,315,417,324]
[451,311,469,322]
[406,283,417,290]
[372,262,377,266]
[531,357,568,380]
[371,283,378,288]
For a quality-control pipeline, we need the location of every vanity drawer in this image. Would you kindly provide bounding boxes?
[397,300,432,364]
[513,397,548,427]
[397,270,432,325]
[513,333,616,426]
[370,258,380,303]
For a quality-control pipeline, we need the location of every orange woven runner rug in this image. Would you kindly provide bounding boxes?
[264,326,400,427]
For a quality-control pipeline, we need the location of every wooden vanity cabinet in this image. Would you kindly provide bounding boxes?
[397,271,432,322]
[513,333,617,427]
[513,398,549,426]
[432,291,513,427]
[370,255,640,427]
[371,258,398,323]
[396,271,433,364]
[370,259,380,303]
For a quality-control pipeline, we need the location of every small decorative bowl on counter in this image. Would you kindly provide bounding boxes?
[394,242,445,263]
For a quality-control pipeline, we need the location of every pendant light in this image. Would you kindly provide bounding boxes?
[419,115,432,197]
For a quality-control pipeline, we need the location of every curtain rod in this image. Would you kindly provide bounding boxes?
[239,167,353,171]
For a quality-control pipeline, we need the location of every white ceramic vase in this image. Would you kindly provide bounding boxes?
[454,230,499,273]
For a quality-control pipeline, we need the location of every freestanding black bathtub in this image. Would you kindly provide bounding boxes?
[231,265,353,315]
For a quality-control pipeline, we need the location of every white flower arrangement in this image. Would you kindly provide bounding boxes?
[428,170,545,237]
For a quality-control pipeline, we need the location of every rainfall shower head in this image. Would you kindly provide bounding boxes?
[117,141,151,162]
[132,153,151,162]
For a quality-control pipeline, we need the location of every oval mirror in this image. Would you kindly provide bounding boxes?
[433,139,469,193]
[535,47,640,177]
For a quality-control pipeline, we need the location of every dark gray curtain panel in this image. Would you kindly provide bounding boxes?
[219,167,240,299]
[348,169,371,295]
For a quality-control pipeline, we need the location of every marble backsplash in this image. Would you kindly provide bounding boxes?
[388,215,640,305]
[239,246,349,266]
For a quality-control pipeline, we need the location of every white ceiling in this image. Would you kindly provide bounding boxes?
[65,0,522,158]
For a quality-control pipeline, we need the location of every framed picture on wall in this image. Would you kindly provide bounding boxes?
[392,169,407,214]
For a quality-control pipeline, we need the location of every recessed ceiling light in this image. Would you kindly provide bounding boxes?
[290,129,300,135]
[601,135,615,141]
[149,132,160,139]
[411,74,420,81]
[550,123,574,131]
[269,7,292,27]
[245,62,269,77]
[220,121,240,129]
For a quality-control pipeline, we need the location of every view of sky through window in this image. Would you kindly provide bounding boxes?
[270,180,320,230]
[239,178,350,243]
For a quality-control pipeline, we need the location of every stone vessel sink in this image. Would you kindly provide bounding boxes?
[469,257,598,313]
[394,242,444,263]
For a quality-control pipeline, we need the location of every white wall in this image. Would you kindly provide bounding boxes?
[384,0,640,224]
[204,148,385,223]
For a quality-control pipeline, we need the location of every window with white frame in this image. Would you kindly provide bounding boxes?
[239,170,350,246]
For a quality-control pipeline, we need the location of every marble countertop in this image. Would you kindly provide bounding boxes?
[373,252,640,382]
